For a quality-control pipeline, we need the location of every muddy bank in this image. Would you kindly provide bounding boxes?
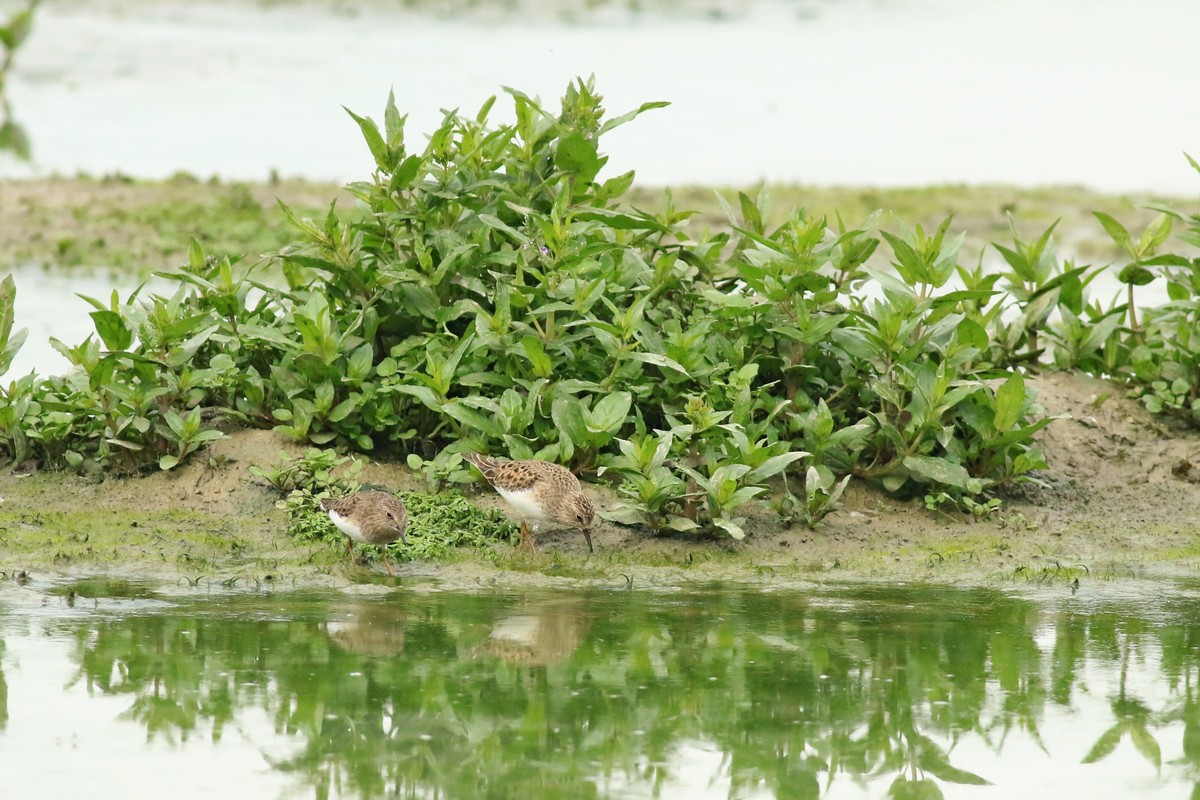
[1,371,1198,592]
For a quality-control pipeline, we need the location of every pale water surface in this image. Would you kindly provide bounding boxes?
[4,0,1200,192]
[2,578,1200,798]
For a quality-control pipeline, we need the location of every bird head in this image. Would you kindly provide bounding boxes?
[563,492,595,529]
[380,499,408,539]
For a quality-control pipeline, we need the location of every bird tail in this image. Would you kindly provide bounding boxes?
[462,452,503,479]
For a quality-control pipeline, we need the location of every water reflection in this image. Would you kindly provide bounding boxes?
[477,599,589,666]
[8,1,1200,191]
[325,602,407,657]
[3,584,1200,797]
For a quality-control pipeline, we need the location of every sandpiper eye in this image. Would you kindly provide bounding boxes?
[576,513,585,523]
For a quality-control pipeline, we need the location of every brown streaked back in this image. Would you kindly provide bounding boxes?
[463,453,546,492]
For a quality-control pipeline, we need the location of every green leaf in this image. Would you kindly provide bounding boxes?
[747,451,809,482]
[1117,263,1155,286]
[1138,212,1172,255]
[712,516,746,540]
[598,100,669,134]
[384,384,442,411]
[551,397,589,444]
[1093,211,1134,256]
[955,318,989,352]
[555,132,601,183]
[725,485,766,509]
[390,154,423,190]
[383,88,406,148]
[903,455,971,491]
[0,326,26,377]
[992,371,1025,432]
[162,410,184,441]
[521,336,553,378]
[0,120,31,161]
[90,310,133,352]
[477,213,530,245]
[0,273,26,377]
[346,343,373,383]
[328,395,355,422]
[596,170,636,201]
[2,8,34,49]
[344,106,390,171]
[443,401,506,439]
[588,392,631,435]
[275,198,324,242]
[0,273,15,345]
[159,454,180,470]
[573,208,671,233]
[628,351,691,377]
[602,506,649,526]
[738,191,763,233]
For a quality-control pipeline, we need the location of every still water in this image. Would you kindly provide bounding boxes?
[2,577,1200,798]
[5,0,1200,191]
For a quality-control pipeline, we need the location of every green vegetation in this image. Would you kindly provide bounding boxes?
[0,0,37,160]
[1,77,1198,541]
[253,447,517,564]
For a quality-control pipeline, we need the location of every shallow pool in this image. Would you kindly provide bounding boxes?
[2,576,1199,797]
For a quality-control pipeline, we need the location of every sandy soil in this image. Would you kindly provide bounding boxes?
[1,370,1198,591]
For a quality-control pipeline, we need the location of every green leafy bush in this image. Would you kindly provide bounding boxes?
[1041,155,1200,425]
[7,78,1199,537]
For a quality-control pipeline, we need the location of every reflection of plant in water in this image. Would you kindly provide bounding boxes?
[0,0,38,160]
[57,588,1200,798]
[1082,624,1162,769]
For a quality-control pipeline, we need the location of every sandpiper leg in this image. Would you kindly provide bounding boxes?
[381,548,395,577]
[346,537,356,566]
[518,520,536,553]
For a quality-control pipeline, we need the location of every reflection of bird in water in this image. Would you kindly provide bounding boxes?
[319,490,408,575]
[324,603,407,657]
[474,601,590,666]
[463,453,595,553]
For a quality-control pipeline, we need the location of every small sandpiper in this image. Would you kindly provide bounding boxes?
[463,453,595,553]
[319,490,408,575]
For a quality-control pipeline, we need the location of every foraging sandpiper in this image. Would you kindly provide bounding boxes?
[463,453,595,553]
[319,490,408,575]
